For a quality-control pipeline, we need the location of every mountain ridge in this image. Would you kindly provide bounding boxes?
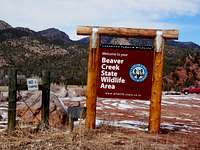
[1,20,200,47]
[0,20,12,30]
[0,20,199,90]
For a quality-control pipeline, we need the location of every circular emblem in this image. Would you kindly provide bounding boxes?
[129,64,148,82]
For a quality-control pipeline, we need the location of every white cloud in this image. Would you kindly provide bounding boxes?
[0,0,200,39]
[123,0,200,16]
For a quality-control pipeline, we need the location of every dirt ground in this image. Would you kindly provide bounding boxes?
[0,86,200,149]
[0,124,199,150]
[96,94,200,134]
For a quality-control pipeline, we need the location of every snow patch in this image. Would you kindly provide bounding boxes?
[192,97,200,101]
[162,116,194,121]
[96,119,148,131]
[96,107,103,110]
[131,100,150,105]
[59,96,85,102]
[102,106,113,109]
[162,94,200,101]
[110,101,147,109]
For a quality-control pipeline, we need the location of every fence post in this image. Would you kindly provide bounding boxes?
[8,68,17,131]
[41,70,50,126]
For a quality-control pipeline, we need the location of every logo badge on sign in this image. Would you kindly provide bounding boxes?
[129,64,148,82]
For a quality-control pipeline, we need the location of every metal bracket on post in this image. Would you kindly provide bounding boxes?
[155,31,163,52]
[92,28,98,48]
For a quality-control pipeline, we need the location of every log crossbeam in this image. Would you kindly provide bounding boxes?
[77,26,178,39]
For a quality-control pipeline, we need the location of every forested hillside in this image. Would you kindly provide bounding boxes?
[0,20,199,90]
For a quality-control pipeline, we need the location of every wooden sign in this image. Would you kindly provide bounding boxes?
[97,44,154,100]
[77,26,179,134]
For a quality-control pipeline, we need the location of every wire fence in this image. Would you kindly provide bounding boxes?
[0,36,154,131]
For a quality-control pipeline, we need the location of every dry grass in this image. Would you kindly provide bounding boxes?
[0,86,8,92]
[0,123,200,150]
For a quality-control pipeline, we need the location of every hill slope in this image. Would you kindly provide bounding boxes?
[0,20,199,90]
[0,22,87,85]
[0,20,12,30]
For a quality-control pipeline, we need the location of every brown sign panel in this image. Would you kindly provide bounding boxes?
[97,44,154,100]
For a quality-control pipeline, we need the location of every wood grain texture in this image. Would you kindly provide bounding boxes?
[41,71,50,125]
[85,34,100,129]
[8,68,17,131]
[77,26,178,39]
[149,37,165,134]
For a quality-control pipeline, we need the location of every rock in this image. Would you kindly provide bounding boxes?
[38,28,73,45]
[0,20,12,30]
[17,92,63,126]
[51,84,68,97]
[67,86,86,97]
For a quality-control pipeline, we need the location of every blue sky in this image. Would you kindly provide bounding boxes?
[0,0,200,45]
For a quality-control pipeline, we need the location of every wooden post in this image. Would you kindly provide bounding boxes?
[149,31,165,134]
[8,68,17,131]
[41,71,50,125]
[85,28,100,129]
